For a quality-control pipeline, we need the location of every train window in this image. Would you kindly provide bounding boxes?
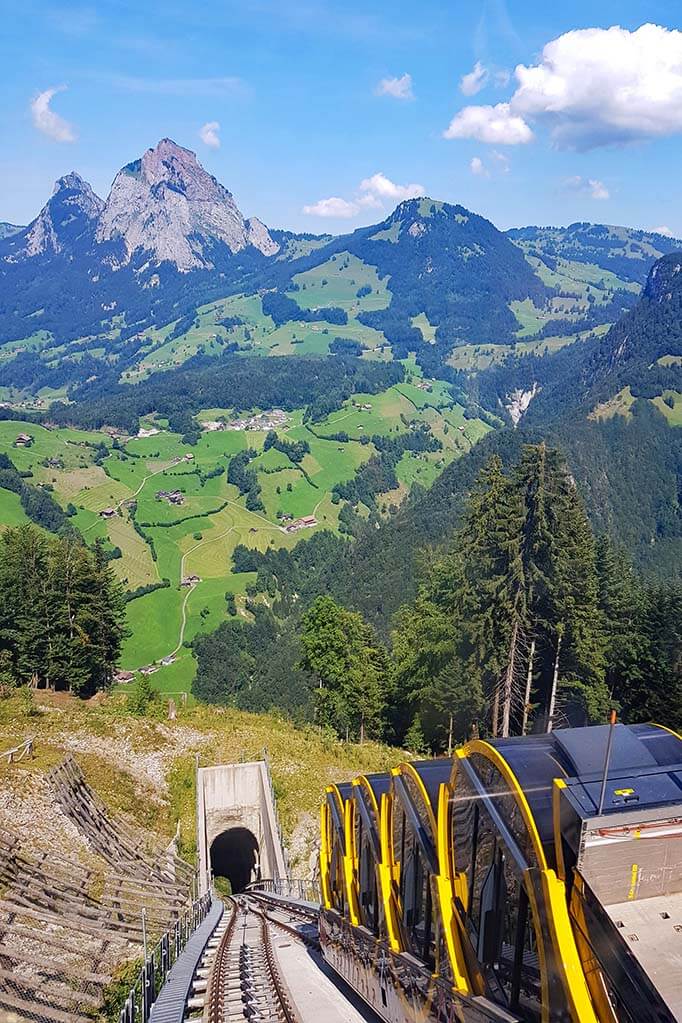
[330,842,346,914]
[357,822,380,934]
[463,802,543,1017]
[469,753,540,869]
[466,757,539,867]
[393,805,436,970]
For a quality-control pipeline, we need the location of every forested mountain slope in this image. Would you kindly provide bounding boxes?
[239,256,682,630]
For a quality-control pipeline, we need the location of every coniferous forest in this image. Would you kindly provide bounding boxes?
[0,526,127,696]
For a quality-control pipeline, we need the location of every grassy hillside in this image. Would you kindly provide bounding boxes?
[0,689,402,872]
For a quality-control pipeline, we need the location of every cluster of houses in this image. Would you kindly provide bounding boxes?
[202,409,288,433]
[155,488,184,506]
[282,514,317,534]
[350,401,373,412]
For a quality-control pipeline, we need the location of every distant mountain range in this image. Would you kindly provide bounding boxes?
[0,138,679,583]
[2,138,681,383]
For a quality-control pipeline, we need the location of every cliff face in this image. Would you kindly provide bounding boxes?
[95,138,279,270]
[4,172,103,261]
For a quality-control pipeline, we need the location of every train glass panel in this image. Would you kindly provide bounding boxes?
[351,774,389,936]
[390,763,450,973]
[449,758,544,1018]
[468,752,542,869]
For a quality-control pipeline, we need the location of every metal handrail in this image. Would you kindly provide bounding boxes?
[118,891,212,1023]
[248,877,320,904]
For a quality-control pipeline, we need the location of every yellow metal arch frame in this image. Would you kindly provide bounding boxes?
[445,745,598,1023]
[321,784,350,913]
[379,770,402,952]
[348,775,383,931]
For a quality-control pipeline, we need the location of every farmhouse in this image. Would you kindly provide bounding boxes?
[160,655,176,666]
[14,433,32,447]
[140,664,159,676]
[285,515,317,534]
[155,489,184,506]
[181,574,201,587]
[183,453,194,461]
[99,507,116,519]
[202,420,226,432]
[137,427,160,439]
[114,670,134,683]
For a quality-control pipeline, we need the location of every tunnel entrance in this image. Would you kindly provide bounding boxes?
[210,827,260,893]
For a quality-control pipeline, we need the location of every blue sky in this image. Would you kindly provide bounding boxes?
[3,0,682,236]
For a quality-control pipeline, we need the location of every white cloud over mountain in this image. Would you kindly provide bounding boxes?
[199,121,221,148]
[445,24,682,150]
[31,86,76,143]
[469,157,489,177]
[444,102,533,145]
[304,172,424,218]
[564,175,610,200]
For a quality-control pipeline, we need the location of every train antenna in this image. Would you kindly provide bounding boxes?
[597,709,617,816]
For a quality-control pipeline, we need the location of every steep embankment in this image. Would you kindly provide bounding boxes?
[0,690,400,874]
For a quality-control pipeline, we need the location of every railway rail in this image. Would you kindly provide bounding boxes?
[203,896,305,1023]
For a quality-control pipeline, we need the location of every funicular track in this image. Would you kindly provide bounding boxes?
[204,896,304,1023]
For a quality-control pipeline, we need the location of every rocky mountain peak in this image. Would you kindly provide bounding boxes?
[96,138,279,270]
[4,172,103,261]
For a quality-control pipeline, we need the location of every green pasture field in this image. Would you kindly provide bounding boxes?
[652,390,682,426]
[0,373,493,693]
[288,252,391,313]
[0,487,31,530]
[411,313,437,343]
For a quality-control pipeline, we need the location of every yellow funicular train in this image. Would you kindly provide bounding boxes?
[320,723,682,1023]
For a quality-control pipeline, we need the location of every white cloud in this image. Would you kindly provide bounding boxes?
[304,173,425,219]
[359,172,423,201]
[199,121,220,148]
[303,197,360,219]
[564,175,610,200]
[651,225,674,237]
[460,61,488,96]
[469,156,489,177]
[30,86,76,143]
[375,73,414,100]
[494,69,511,88]
[443,102,533,144]
[445,24,682,150]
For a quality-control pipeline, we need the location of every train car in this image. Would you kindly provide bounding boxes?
[319,723,682,1023]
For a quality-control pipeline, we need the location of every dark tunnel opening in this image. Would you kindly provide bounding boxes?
[210,827,261,893]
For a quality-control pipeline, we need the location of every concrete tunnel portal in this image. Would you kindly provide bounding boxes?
[210,827,260,892]
[197,761,288,894]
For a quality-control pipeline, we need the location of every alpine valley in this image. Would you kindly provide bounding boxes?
[0,138,679,700]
